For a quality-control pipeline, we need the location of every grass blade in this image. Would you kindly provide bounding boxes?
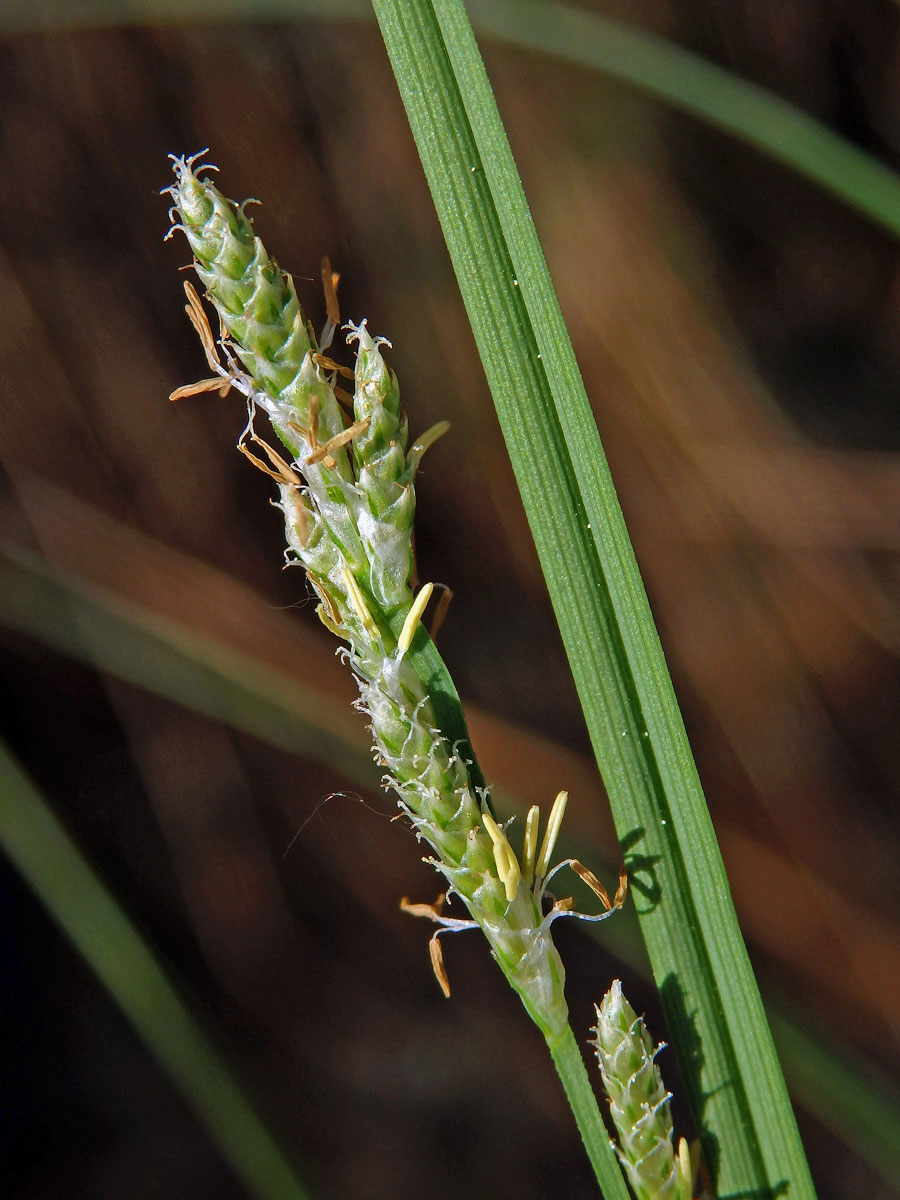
[0,740,312,1200]
[370,2,815,1196]
[468,0,900,242]
[768,1006,900,1188]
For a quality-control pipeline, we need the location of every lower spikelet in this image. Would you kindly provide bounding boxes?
[592,982,694,1200]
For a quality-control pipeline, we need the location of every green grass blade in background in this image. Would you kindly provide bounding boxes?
[768,1007,900,1188]
[468,0,900,242]
[6,2,900,240]
[0,741,312,1200]
[370,2,815,1197]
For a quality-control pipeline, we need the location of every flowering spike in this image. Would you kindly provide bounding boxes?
[166,157,628,1040]
[592,981,692,1200]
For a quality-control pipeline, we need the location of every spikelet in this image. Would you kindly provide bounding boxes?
[166,153,624,1040]
[591,981,694,1200]
[169,154,316,423]
[344,321,417,608]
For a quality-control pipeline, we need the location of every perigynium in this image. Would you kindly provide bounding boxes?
[164,150,625,1041]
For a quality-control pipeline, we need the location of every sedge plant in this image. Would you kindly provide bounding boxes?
[166,153,641,1197]
[1,3,893,1194]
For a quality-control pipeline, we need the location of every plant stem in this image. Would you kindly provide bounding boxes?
[546,1022,629,1200]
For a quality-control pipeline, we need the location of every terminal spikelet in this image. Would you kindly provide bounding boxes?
[169,154,315,414]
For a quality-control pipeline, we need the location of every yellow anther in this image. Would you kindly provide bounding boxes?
[182,281,220,372]
[614,867,628,910]
[521,805,540,889]
[238,432,302,489]
[399,894,446,920]
[535,789,568,881]
[320,254,342,327]
[340,567,381,641]
[312,352,354,380]
[428,584,453,641]
[169,375,230,402]
[397,582,434,657]
[310,577,341,626]
[481,810,504,848]
[482,811,521,902]
[283,488,310,548]
[498,844,520,903]
[676,1137,695,1200]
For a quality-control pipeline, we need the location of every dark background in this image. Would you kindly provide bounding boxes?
[1,3,899,1198]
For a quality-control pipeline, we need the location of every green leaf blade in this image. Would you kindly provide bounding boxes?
[372,2,817,1197]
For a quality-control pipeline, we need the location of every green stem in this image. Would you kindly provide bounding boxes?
[547,1023,629,1200]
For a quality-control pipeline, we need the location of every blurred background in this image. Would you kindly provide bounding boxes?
[1,2,899,1198]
